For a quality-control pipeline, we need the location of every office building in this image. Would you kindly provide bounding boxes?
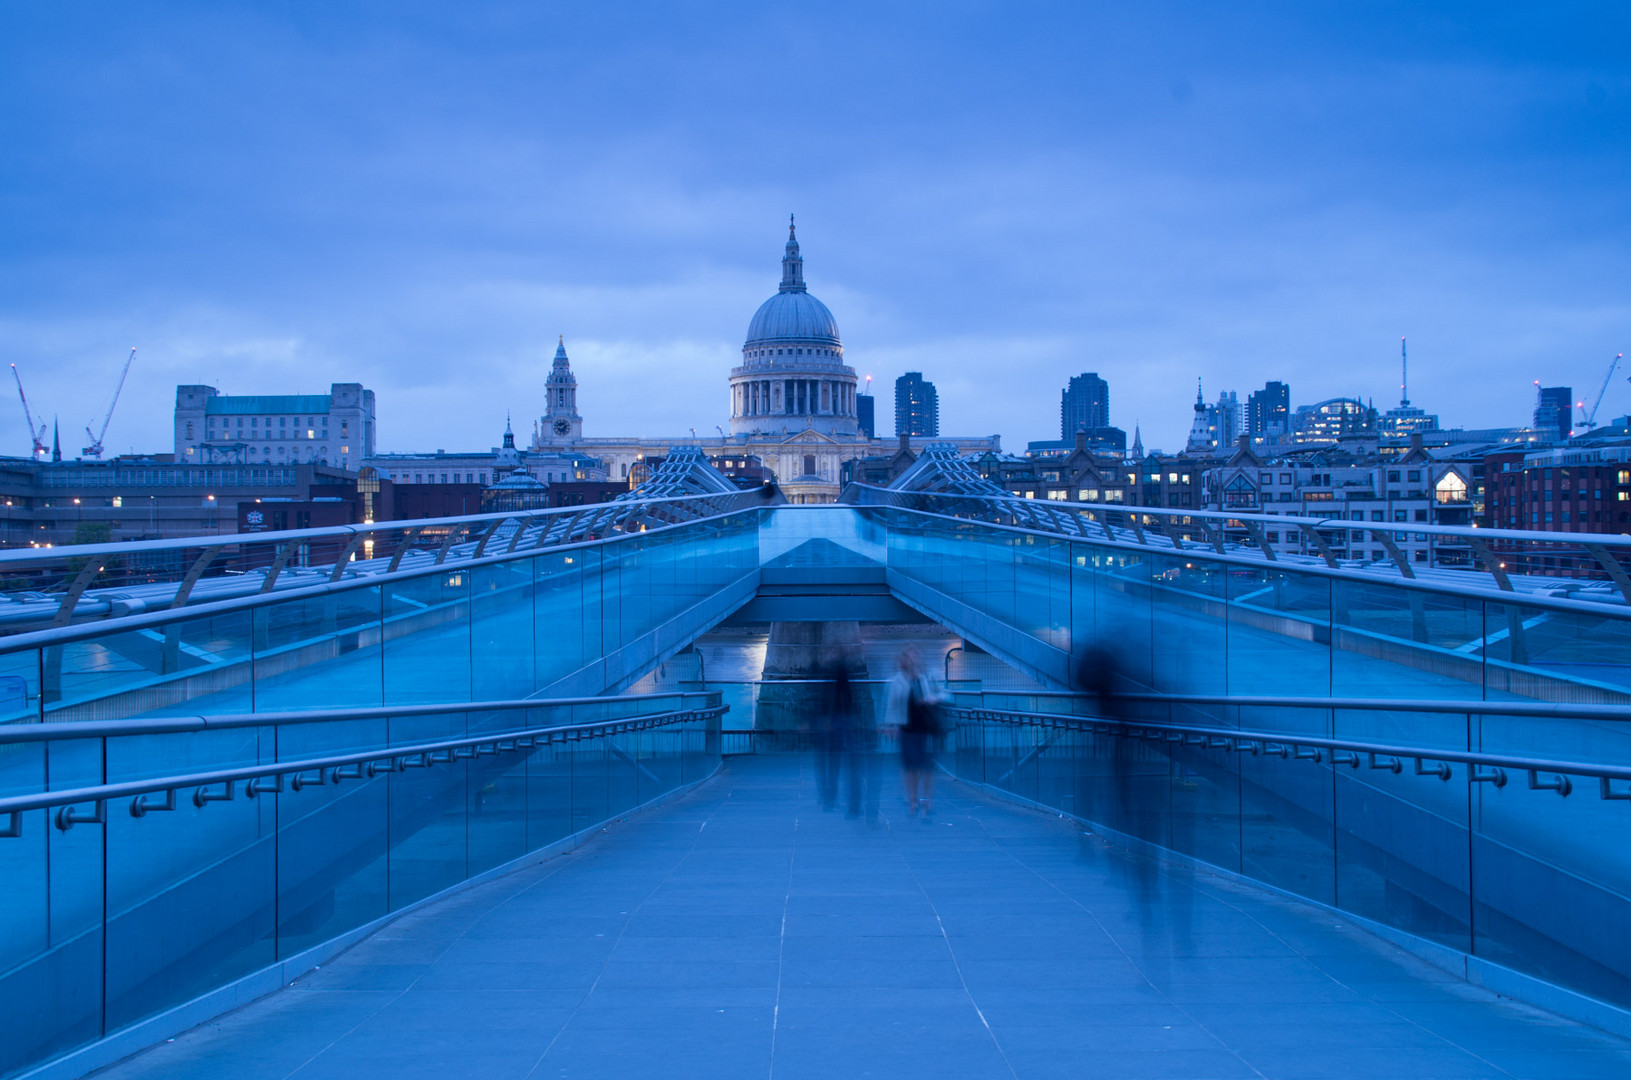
[1060,373,1109,437]
[895,372,940,438]
[175,383,375,468]
[856,392,875,439]
[1246,381,1290,437]
[1535,385,1573,443]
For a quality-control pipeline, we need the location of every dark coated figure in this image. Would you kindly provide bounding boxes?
[1076,637,1192,961]
[815,648,855,812]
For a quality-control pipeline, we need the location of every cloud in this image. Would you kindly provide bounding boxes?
[0,3,1628,459]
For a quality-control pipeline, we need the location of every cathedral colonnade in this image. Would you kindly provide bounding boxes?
[734,377,855,418]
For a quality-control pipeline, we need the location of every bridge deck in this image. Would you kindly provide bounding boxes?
[92,757,1631,1080]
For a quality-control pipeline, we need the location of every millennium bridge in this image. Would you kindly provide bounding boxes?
[4,451,1631,1079]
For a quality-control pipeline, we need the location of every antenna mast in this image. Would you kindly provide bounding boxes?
[1400,337,1409,407]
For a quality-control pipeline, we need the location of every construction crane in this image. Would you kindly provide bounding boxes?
[9,364,48,459]
[1577,352,1623,431]
[82,347,136,459]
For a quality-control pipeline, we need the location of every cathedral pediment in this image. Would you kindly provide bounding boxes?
[780,429,839,446]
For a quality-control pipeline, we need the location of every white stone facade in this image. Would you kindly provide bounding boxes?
[175,383,375,468]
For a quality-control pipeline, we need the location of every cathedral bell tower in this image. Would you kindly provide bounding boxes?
[540,336,582,446]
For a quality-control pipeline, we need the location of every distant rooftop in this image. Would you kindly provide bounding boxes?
[204,395,335,415]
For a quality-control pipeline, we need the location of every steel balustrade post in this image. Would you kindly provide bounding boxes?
[328,533,366,584]
[385,525,425,574]
[259,539,301,592]
[51,558,108,628]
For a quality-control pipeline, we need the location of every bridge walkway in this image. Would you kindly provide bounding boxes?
[87,757,1631,1080]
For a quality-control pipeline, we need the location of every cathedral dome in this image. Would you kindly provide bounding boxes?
[743,217,842,347]
[746,290,840,345]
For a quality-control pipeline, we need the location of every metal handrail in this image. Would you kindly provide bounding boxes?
[0,500,770,651]
[948,705,1631,802]
[844,482,1631,550]
[0,487,775,636]
[0,690,719,745]
[960,690,1631,722]
[850,500,1631,618]
[0,704,727,839]
[0,490,760,569]
[843,483,1631,605]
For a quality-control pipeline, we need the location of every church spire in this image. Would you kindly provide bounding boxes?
[780,214,805,293]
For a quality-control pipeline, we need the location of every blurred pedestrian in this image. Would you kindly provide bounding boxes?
[842,647,880,822]
[888,647,943,817]
[815,647,853,811]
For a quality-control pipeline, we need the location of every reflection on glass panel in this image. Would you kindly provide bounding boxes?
[1332,706,1470,953]
[0,648,39,724]
[1150,553,1225,695]
[606,730,640,818]
[384,711,469,911]
[0,729,56,1073]
[1095,551,1152,687]
[256,587,383,712]
[1332,580,1483,702]
[525,738,574,849]
[570,738,608,836]
[49,608,257,723]
[468,746,528,878]
[1472,706,1631,1006]
[105,761,276,1030]
[536,549,590,688]
[1237,705,1332,904]
[1226,566,1330,697]
[472,559,534,702]
[1484,600,1631,701]
[383,575,468,706]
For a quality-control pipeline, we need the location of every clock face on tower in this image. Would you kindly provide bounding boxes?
[552,418,571,437]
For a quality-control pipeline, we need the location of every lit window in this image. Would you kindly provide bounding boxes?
[1435,473,1468,504]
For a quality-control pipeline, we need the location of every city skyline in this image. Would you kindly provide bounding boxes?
[1,5,1627,457]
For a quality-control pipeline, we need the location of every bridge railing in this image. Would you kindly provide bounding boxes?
[0,487,775,636]
[0,691,725,1079]
[843,483,1631,605]
[0,498,766,726]
[845,497,1631,708]
[945,689,1631,1019]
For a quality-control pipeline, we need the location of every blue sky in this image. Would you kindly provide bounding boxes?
[1,2,1627,456]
